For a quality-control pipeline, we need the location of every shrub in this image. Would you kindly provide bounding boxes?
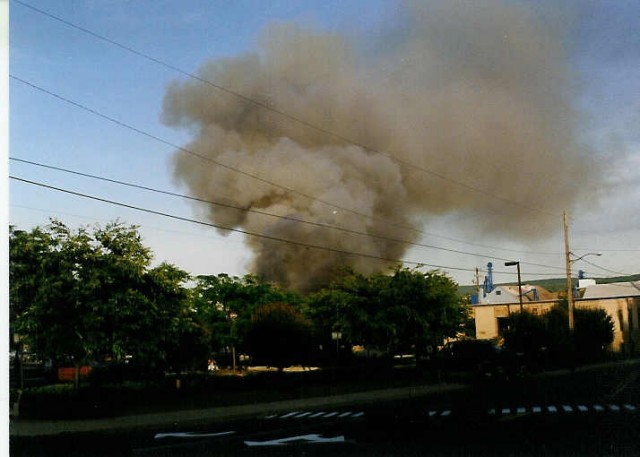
[574,308,614,362]
[502,305,615,368]
[244,302,314,371]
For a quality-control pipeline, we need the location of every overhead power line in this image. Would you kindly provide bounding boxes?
[9,175,469,272]
[10,156,568,272]
[11,175,566,277]
[579,258,631,277]
[9,77,562,261]
[14,0,561,219]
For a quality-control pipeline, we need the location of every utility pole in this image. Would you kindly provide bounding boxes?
[563,211,575,330]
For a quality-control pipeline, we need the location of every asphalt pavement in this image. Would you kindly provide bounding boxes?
[9,382,467,437]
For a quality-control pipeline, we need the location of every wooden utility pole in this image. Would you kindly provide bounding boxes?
[563,211,575,330]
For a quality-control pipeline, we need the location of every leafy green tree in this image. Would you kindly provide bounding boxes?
[190,274,301,367]
[382,268,467,356]
[305,266,466,359]
[502,311,550,355]
[244,302,313,370]
[10,220,198,385]
[145,263,208,373]
[502,305,615,368]
[574,308,614,362]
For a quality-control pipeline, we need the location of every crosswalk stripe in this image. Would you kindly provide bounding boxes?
[547,406,558,413]
[280,411,302,419]
[608,404,621,412]
[532,406,542,413]
[338,412,353,418]
[351,412,365,418]
[488,409,496,416]
[323,412,339,418]
[516,407,526,414]
[577,405,588,412]
[501,408,511,415]
[428,410,438,417]
[294,412,313,419]
[308,412,327,418]
[562,405,573,413]
[593,405,605,412]
[623,404,636,411]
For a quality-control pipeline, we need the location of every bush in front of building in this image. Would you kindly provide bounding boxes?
[502,305,614,369]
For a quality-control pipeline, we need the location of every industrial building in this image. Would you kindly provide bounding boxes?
[471,263,640,355]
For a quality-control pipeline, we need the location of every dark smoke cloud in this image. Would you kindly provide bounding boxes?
[162,0,601,290]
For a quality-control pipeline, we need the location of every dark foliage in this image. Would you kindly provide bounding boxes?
[502,305,614,369]
[244,302,314,370]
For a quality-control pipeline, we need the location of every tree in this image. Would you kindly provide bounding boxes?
[190,274,302,367]
[381,267,467,356]
[244,302,313,370]
[305,266,466,359]
[574,308,614,362]
[10,220,196,386]
[502,305,615,368]
[145,263,208,374]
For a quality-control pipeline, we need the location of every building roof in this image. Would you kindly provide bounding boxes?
[478,284,555,305]
[582,281,640,299]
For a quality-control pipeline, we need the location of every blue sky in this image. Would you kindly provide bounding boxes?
[7,0,640,286]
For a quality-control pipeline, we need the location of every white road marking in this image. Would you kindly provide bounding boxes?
[608,404,621,412]
[280,411,302,419]
[338,412,353,418]
[501,408,511,415]
[562,405,573,413]
[441,410,451,417]
[532,406,542,413]
[245,434,345,447]
[323,412,340,418]
[593,405,605,412]
[577,405,589,412]
[308,412,327,418]
[547,406,558,413]
[352,412,365,418]
[155,431,235,439]
[516,407,526,414]
[488,409,496,416]
[428,410,438,417]
[623,404,636,411]
[294,412,313,419]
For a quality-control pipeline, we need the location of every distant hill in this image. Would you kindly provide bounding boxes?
[457,274,640,296]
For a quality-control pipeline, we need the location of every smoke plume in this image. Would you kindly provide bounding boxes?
[162,1,600,290]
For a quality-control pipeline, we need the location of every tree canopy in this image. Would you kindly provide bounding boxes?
[10,220,197,375]
[306,266,466,356]
[244,302,313,370]
[10,219,469,377]
[189,274,303,361]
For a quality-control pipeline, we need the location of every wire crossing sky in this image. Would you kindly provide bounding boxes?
[8,0,640,287]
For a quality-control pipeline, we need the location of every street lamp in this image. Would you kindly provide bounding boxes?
[504,261,523,312]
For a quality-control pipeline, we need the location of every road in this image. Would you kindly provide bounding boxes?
[11,360,640,456]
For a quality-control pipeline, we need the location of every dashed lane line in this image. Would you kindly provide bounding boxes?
[267,411,365,420]
[268,403,639,423]
[422,403,640,418]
